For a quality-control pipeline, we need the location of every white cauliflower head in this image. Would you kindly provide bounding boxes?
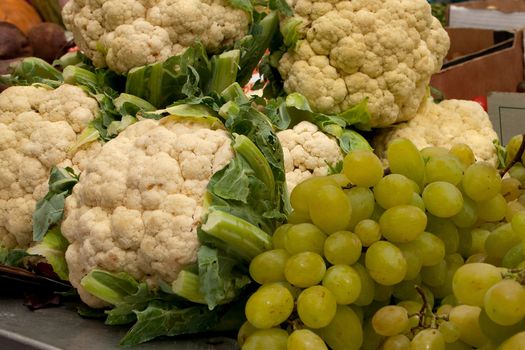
[0,85,100,249]
[61,117,234,307]
[62,0,251,73]
[373,99,499,164]
[278,0,450,127]
[277,121,343,191]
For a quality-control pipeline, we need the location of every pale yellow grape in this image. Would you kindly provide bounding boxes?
[297,286,337,328]
[309,185,352,234]
[290,177,338,215]
[353,263,376,306]
[398,232,445,266]
[423,181,463,218]
[439,321,461,343]
[511,163,525,185]
[371,305,409,337]
[365,241,407,285]
[284,223,327,254]
[346,187,375,229]
[322,265,362,305]
[501,177,523,201]
[383,335,411,350]
[425,155,464,185]
[245,283,294,329]
[284,252,326,288]
[379,205,427,243]
[316,305,363,350]
[498,331,525,350]
[323,231,361,265]
[410,193,426,211]
[287,211,310,224]
[469,228,490,255]
[343,150,384,187]
[327,173,351,187]
[374,174,415,209]
[287,329,327,350]
[511,210,525,239]
[448,305,489,348]
[505,134,523,165]
[427,215,459,254]
[452,263,502,306]
[421,260,447,287]
[505,200,525,222]
[272,224,291,249]
[449,143,475,169]
[249,249,290,284]
[242,328,288,350]
[479,309,525,344]
[410,329,445,350]
[374,283,394,302]
[462,163,502,202]
[354,219,381,247]
[387,138,425,187]
[477,194,507,222]
[399,247,422,280]
[484,279,525,326]
[238,321,258,347]
[485,223,520,259]
[421,146,449,160]
[397,300,423,315]
[451,197,478,229]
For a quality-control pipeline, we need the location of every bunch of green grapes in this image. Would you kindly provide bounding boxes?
[239,136,525,349]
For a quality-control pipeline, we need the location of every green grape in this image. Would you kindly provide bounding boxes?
[502,243,525,268]
[387,138,425,187]
[399,232,446,266]
[506,200,525,222]
[274,281,301,299]
[462,163,502,202]
[242,328,288,350]
[441,294,458,307]
[284,252,326,288]
[425,155,464,185]
[448,305,489,348]
[322,265,362,305]
[350,304,364,324]
[445,341,474,350]
[438,321,460,343]
[510,163,525,185]
[485,223,520,259]
[478,309,525,344]
[408,179,422,194]
[449,143,475,169]
[371,305,409,337]
[287,329,327,350]
[423,181,464,218]
[469,228,490,255]
[309,185,352,234]
[245,283,294,329]
[316,305,363,350]
[421,260,447,287]
[354,219,381,247]
[411,192,426,211]
[511,210,525,239]
[505,134,523,165]
[484,279,525,326]
[290,176,338,215]
[371,202,386,222]
[421,146,449,160]
[353,262,376,306]
[379,205,427,243]
[323,231,362,265]
[426,215,459,254]
[499,331,525,350]
[285,223,327,255]
[249,249,290,284]
[272,224,291,249]
[365,241,407,285]
[327,173,351,187]
[374,174,415,209]
[345,187,375,229]
[343,149,384,187]
[410,329,445,350]
[397,300,423,315]
[477,194,507,222]
[451,197,478,228]
[374,283,394,302]
[287,210,311,224]
[297,286,337,328]
[501,177,523,202]
[431,254,464,299]
[457,228,473,258]
[383,334,411,350]
[399,247,422,280]
[238,321,258,347]
[452,263,502,306]
[436,304,453,317]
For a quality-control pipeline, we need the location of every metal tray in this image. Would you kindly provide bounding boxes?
[0,297,238,350]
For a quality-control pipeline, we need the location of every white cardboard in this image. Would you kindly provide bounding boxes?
[449,6,525,31]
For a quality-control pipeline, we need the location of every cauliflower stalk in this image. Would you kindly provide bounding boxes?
[0,84,100,249]
[62,0,252,73]
[278,0,450,127]
[373,99,499,164]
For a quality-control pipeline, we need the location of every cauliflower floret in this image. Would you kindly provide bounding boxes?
[277,121,343,191]
[61,118,234,308]
[373,99,499,165]
[279,0,450,127]
[0,85,100,249]
[62,0,251,73]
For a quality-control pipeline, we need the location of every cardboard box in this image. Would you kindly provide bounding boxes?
[430,28,524,100]
[449,0,525,31]
[488,92,525,144]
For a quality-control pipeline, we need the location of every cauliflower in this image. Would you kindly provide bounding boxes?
[278,121,343,191]
[0,85,100,249]
[62,0,251,73]
[62,117,235,307]
[373,99,499,164]
[278,0,450,127]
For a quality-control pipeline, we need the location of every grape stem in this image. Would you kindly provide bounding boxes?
[504,268,525,284]
[500,133,525,176]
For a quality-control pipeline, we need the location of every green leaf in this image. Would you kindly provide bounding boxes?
[494,139,507,169]
[197,246,251,309]
[0,247,29,267]
[27,227,69,280]
[210,156,252,203]
[269,0,293,16]
[225,0,254,13]
[120,301,221,347]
